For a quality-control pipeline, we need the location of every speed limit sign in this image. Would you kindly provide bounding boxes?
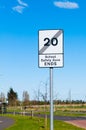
[38,30,64,68]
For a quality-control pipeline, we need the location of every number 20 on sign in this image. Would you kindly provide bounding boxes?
[38,30,64,68]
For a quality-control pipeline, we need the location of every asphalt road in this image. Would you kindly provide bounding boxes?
[54,115,86,121]
[0,116,14,130]
[33,113,86,121]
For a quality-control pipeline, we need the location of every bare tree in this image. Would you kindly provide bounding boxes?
[39,81,48,130]
[22,91,29,106]
[0,92,5,102]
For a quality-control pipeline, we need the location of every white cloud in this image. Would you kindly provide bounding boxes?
[12,5,25,14]
[17,0,28,7]
[12,0,28,14]
[54,1,79,9]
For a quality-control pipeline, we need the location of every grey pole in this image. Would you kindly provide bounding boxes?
[50,67,53,130]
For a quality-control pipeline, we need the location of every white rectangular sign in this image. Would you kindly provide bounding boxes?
[38,30,64,68]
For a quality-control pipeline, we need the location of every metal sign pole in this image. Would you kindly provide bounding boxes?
[50,67,53,130]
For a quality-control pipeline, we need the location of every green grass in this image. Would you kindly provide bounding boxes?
[34,110,86,117]
[54,110,86,117]
[5,115,40,130]
[1,114,84,130]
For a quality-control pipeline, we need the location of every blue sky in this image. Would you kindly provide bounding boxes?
[0,0,86,101]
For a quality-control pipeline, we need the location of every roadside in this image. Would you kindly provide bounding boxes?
[0,116,14,130]
[1,113,86,130]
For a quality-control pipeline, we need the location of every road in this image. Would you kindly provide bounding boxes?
[54,115,86,121]
[0,116,14,130]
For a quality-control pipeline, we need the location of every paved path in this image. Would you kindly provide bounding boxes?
[66,120,86,129]
[0,116,14,130]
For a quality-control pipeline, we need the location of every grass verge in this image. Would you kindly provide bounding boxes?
[0,114,84,130]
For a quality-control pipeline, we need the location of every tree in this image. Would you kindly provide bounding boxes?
[0,92,5,102]
[22,91,29,106]
[7,88,18,106]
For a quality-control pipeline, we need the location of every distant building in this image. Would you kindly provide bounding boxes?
[0,102,7,113]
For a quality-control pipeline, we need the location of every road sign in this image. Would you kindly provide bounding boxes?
[38,30,64,68]
[38,29,64,130]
